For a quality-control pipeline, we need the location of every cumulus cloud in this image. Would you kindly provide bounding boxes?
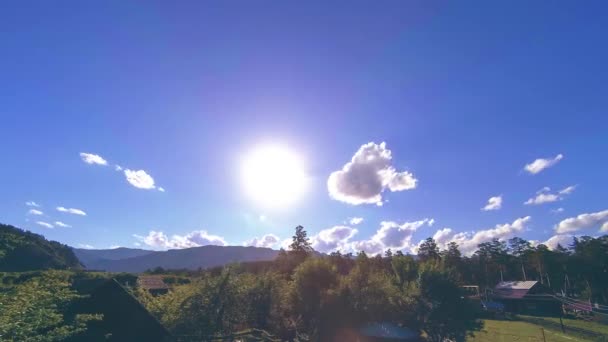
[134,230,227,249]
[524,154,563,174]
[124,169,156,190]
[482,195,502,211]
[327,142,417,205]
[244,234,280,248]
[28,209,43,215]
[36,221,54,228]
[80,152,108,166]
[56,207,87,216]
[349,217,364,225]
[25,201,40,207]
[601,222,608,233]
[543,235,575,250]
[423,217,532,255]
[555,209,608,234]
[54,221,71,228]
[349,218,433,255]
[311,226,359,253]
[525,186,576,205]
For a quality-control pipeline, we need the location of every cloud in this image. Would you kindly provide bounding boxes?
[424,217,532,255]
[133,242,141,247]
[54,221,71,228]
[80,152,108,166]
[25,201,40,207]
[78,243,94,249]
[28,209,43,215]
[109,245,121,249]
[525,185,576,205]
[555,209,608,234]
[115,165,123,171]
[349,217,364,225]
[601,222,608,233]
[349,218,433,255]
[56,207,87,216]
[311,226,358,253]
[552,208,565,214]
[524,154,563,174]
[482,195,502,211]
[158,187,165,192]
[36,221,54,228]
[244,234,280,248]
[134,230,227,249]
[327,142,417,205]
[543,235,575,250]
[124,169,156,190]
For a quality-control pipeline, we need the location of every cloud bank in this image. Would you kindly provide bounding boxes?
[134,230,227,249]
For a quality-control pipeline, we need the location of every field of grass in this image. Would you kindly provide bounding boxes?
[468,319,596,342]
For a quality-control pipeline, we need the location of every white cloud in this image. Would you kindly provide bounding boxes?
[327,142,417,205]
[311,226,358,253]
[124,169,156,190]
[36,221,54,228]
[555,209,608,234]
[482,195,502,211]
[543,235,575,250]
[349,217,364,225]
[134,230,227,249]
[552,208,565,214]
[78,243,94,249]
[524,154,563,174]
[28,209,43,215]
[158,187,165,192]
[56,207,87,216]
[109,245,121,249]
[244,234,280,248]
[525,185,576,205]
[259,215,267,222]
[601,222,608,233]
[54,221,71,228]
[348,218,433,255]
[115,165,123,171]
[80,152,108,166]
[133,242,141,247]
[424,217,532,255]
[25,201,40,207]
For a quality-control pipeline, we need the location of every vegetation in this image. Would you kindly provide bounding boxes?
[0,224,81,272]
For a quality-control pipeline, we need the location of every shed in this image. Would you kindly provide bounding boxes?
[493,281,560,315]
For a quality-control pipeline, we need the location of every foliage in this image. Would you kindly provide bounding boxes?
[0,271,99,341]
[0,224,81,272]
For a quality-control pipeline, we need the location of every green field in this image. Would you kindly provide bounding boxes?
[468,319,603,342]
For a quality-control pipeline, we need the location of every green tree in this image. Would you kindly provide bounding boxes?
[418,238,440,261]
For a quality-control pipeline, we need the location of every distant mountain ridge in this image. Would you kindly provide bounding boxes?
[73,245,280,272]
[0,223,81,271]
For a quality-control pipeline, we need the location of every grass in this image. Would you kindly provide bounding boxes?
[468,319,596,342]
[525,316,608,336]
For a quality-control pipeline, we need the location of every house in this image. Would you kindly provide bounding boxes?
[492,281,560,316]
[138,275,170,295]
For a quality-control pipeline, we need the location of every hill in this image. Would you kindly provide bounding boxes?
[0,223,81,271]
[77,245,280,272]
[73,247,154,267]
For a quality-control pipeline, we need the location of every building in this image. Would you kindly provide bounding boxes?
[493,281,560,316]
[138,275,170,295]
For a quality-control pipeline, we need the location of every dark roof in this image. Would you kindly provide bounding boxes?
[138,275,169,290]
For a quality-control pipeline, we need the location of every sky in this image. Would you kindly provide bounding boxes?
[2,1,607,254]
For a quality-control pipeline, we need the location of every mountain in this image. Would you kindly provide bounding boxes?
[73,247,155,268]
[0,223,82,271]
[77,245,280,272]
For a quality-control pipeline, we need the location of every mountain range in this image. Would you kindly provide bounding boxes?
[73,245,280,273]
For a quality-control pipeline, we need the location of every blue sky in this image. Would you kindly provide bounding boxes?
[2,1,607,253]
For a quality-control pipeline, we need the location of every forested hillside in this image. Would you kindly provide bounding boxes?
[0,223,81,271]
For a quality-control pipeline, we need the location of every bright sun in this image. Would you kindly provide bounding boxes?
[241,144,308,209]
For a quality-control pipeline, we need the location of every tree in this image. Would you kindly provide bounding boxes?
[418,238,440,261]
[289,225,313,255]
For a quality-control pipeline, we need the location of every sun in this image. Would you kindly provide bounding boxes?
[241,144,308,209]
